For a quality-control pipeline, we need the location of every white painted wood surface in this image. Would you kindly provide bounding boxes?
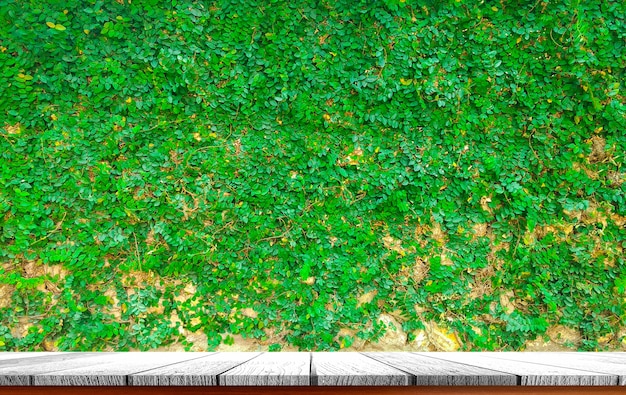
[33,353,208,386]
[129,352,260,386]
[362,352,517,386]
[0,352,624,386]
[480,352,626,386]
[415,352,618,386]
[0,352,68,361]
[219,352,310,386]
[0,353,112,386]
[312,352,411,386]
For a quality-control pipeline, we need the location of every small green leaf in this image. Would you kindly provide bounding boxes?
[299,263,311,281]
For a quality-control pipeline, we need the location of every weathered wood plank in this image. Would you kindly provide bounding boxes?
[557,352,626,365]
[480,352,626,386]
[129,352,260,386]
[4,385,626,395]
[311,352,410,386]
[219,352,309,386]
[481,352,626,362]
[0,353,108,386]
[362,352,516,386]
[414,352,617,386]
[0,353,96,367]
[33,352,208,386]
[0,353,67,361]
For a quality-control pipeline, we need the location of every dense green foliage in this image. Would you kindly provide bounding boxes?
[1,0,625,351]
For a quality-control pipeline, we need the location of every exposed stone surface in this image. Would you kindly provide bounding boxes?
[408,329,433,351]
[356,290,378,307]
[362,314,407,351]
[499,290,516,315]
[0,284,14,309]
[424,321,462,351]
[523,325,581,351]
[546,325,582,346]
[619,327,626,350]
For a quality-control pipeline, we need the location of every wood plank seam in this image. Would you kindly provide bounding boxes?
[129,354,211,376]
[1,352,625,387]
[413,353,620,386]
[309,352,315,386]
[357,353,417,386]
[410,353,524,385]
[126,354,216,386]
[489,359,624,378]
[215,352,265,386]
[479,353,626,383]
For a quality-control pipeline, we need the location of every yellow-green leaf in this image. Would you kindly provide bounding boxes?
[46,21,56,28]
[54,24,66,31]
[400,78,413,86]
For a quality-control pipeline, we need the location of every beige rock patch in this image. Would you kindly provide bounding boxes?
[411,257,429,283]
[11,316,31,338]
[588,135,607,163]
[0,284,15,308]
[523,339,576,352]
[357,289,378,307]
[430,221,447,244]
[382,235,402,252]
[185,330,209,351]
[364,314,407,351]
[499,290,516,315]
[301,276,316,285]
[468,263,495,300]
[440,252,454,266]
[0,284,15,309]
[472,223,488,239]
[336,327,366,350]
[480,196,493,214]
[424,321,461,351]
[239,307,258,319]
[215,333,265,352]
[523,327,580,352]
[174,283,198,304]
[4,123,22,135]
[546,325,582,346]
[607,170,624,187]
[22,259,44,278]
[408,329,433,351]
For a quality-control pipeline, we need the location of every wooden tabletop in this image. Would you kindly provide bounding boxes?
[0,352,624,387]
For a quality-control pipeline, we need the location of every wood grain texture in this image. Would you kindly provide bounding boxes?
[362,352,517,386]
[129,352,260,386]
[0,353,112,386]
[0,353,68,361]
[33,353,208,386]
[414,352,617,386]
[2,386,624,395]
[311,352,410,386]
[555,352,626,365]
[1,352,625,388]
[0,353,99,367]
[2,386,626,395]
[480,352,626,386]
[219,352,310,386]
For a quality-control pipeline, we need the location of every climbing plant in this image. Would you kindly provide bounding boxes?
[0,0,624,351]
